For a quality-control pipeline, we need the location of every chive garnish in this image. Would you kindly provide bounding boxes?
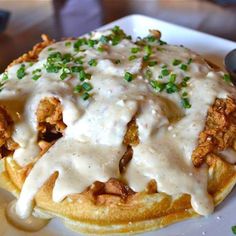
[45,64,61,73]
[71,66,83,73]
[47,47,54,51]
[82,82,93,91]
[159,40,167,45]
[150,80,166,92]
[223,74,231,82]
[166,82,178,94]
[181,98,191,109]
[129,55,137,61]
[88,59,98,67]
[172,59,181,66]
[87,39,98,48]
[100,35,109,44]
[82,92,90,100]
[32,74,41,81]
[2,73,8,81]
[143,55,150,61]
[17,65,26,79]
[161,68,170,76]
[97,46,104,52]
[60,72,68,80]
[65,41,71,47]
[187,58,193,64]
[144,45,152,55]
[146,35,156,43]
[32,69,41,74]
[169,74,176,83]
[79,70,86,81]
[180,64,188,71]
[148,61,158,67]
[232,226,236,234]
[74,57,84,64]
[74,85,82,93]
[131,47,140,53]
[124,72,133,82]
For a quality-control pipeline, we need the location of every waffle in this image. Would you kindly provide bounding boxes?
[0,28,236,235]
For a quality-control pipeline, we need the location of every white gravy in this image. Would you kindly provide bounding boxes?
[0,30,235,219]
[5,200,49,232]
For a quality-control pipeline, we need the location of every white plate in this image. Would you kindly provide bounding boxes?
[0,14,236,236]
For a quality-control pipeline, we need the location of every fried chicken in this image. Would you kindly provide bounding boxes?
[192,98,236,167]
[0,106,18,158]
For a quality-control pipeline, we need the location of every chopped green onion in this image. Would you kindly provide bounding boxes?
[47,52,62,62]
[180,64,188,71]
[232,226,236,234]
[17,65,26,79]
[0,82,4,92]
[181,98,191,109]
[166,82,178,93]
[146,35,156,42]
[74,85,82,93]
[97,46,104,52]
[223,74,231,82]
[82,82,93,91]
[161,68,170,76]
[32,74,41,81]
[62,53,72,63]
[144,45,152,55]
[73,38,87,51]
[169,74,176,83]
[45,64,61,73]
[74,57,84,64]
[112,25,120,33]
[150,80,166,92]
[158,75,163,79]
[88,59,98,67]
[79,70,86,81]
[85,73,92,80]
[172,59,182,66]
[183,76,191,82]
[60,72,69,80]
[131,47,140,53]
[159,40,167,45]
[129,55,137,61]
[187,58,193,64]
[148,61,158,67]
[124,72,133,82]
[182,91,188,97]
[65,41,71,47]
[32,69,41,74]
[100,35,109,44]
[87,39,98,48]
[47,47,54,51]
[143,55,150,61]
[71,66,83,73]
[2,73,8,80]
[81,92,90,100]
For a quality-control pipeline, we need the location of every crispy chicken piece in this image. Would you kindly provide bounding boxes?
[7,34,54,70]
[0,106,18,158]
[192,98,236,167]
[36,97,66,144]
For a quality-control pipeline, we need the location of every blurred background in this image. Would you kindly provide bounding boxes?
[0,0,236,72]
